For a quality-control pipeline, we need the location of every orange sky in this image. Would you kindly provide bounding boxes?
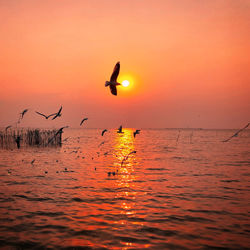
[0,0,249,129]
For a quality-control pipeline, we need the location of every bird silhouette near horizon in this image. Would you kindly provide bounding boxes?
[101,129,107,136]
[48,126,69,144]
[222,123,250,142]
[17,109,28,124]
[105,61,121,96]
[133,129,140,138]
[117,125,123,133]
[80,118,88,126]
[52,106,62,120]
[35,111,57,119]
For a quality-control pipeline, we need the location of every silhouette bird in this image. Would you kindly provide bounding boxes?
[31,159,35,165]
[117,125,123,134]
[17,109,28,123]
[52,106,62,120]
[101,129,107,136]
[133,129,140,138]
[48,126,69,144]
[5,125,12,131]
[105,61,121,96]
[80,118,88,126]
[20,109,28,119]
[35,111,57,119]
[121,150,137,166]
[222,123,250,142]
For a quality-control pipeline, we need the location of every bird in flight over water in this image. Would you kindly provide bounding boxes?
[80,118,88,126]
[101,129,107,136]
[52,106,62,120]
[35,111,57,119]
[133,129,140,138]
[17,109,28,123]
[222,122,250,142]
[105,61,121,96]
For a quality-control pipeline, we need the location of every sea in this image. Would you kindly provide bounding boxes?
[0,128,249,249]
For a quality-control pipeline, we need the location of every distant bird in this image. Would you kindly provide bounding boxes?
[222,123,250,142]
[117,125,123,134]
[5,125,12,131]
[48,126,69,144]
[20,109,28,119]
[101,129,107,136]
[80,118,88,126]
[31,159,35,165]
[17,109,28,123]
[98,141,106,147]
[133,129,140,138]
[35,111,57,119]
[121,150,137,166]
[105,61,121,96]
[52,106,62,120]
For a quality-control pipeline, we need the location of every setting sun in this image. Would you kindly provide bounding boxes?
[121,80,130,87]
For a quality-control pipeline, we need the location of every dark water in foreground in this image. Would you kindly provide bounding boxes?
[0,128,249,249]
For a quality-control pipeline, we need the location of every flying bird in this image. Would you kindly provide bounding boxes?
[48,126,69,144]
[20,109,28,119]
[101,129,107,136]
[117,125,123,134]
[17,109,28,123]
[105,61,121,96]
[52,106,62,120]
[35,111,57,119]
[80,118,88,126]
[133,129,140,138]
[222,123,250,142]
[121,151,137,166]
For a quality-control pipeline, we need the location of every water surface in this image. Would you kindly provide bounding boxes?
[0,128,249,249]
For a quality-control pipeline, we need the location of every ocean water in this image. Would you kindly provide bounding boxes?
[0,128,249,249]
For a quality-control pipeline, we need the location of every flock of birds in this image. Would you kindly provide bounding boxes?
[2,61,250,176]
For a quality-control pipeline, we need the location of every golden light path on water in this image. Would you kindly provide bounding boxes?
[0,128,250,249]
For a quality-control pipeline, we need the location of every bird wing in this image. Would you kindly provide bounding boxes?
[36,111,46,118]
[109,85,117,96]
[58,106,62,114]
[47,113,57,118]
[223,123,250,142]
[110,62,120,82]
[52,114,58,120]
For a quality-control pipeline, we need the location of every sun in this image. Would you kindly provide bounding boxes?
[121,80,130,87]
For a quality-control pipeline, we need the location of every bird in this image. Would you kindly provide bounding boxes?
[17,109,28,123]
[52,106,62,120]
[133,129,140,138]
[105,61,121,96]
[117,125,123,134]
[48,126,69,144]
[222,123,250,142]
[20,109,28,119]
[31,159,35,165]
[98,141,106,147]
[101,129,107,136]
[5,125,12,131]
[121,150,137,166]
[35,111,57,119]
[80,118,88,126]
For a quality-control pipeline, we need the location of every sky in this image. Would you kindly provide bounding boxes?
[0,0,249,129]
